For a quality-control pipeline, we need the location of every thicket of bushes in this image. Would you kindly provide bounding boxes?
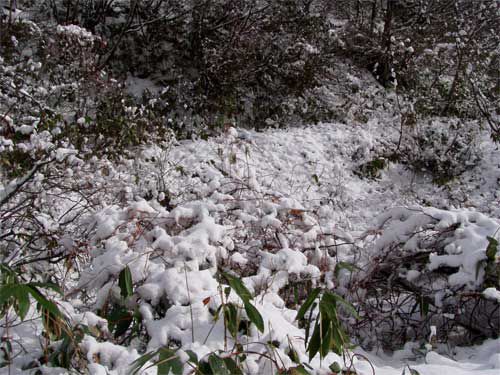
[2,0,497,181]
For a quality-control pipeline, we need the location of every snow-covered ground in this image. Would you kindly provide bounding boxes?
[1,117,499,374]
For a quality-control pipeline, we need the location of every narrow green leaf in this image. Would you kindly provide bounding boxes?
[319,293,338,322]
[0,285,15,306]
[486,236,498,260]
[324,292,359,319]
[157,348,183,375]
[157,357,171,375]
[129,350,158,375]
[330,321,345,355]
[118,266,134,299]
[296,288,321,321]
[304,302,316,348]
[223,357,243,375]
[185,349,199,364]
[222,272,252,303]
[208,354,231,375]
[421,297,429,317]
[307,320,321,361]
[13,285,30,320]
[0,283,63,323]
[198,360,213,374]
[244,302,264,333]
[0,264,15,275]
[108,306,133,338]
[224,303,239,338]
[26,285,62,318]
[334,262,360,279]
[320,320,332,359]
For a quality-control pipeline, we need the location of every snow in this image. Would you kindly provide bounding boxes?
[482,288,500,303]
[125,74,161,98]
[56,24,95,43]
[63,119,498,374]
[2,61,500,375]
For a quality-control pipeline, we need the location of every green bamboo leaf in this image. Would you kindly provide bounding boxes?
[107,306,133,338]
[324,291,359,319]
[13,285,30,320]
[118,266,134,299]
[0,264,16,282]
[307,320,321,361]
[224,303,239,338]
[319,293,338,322]
[303,302,316,348]
[157,348,183,375]
[320,320,332,359]
[26,285,62,318]
[296,288,321,321]
[244,302,264,333]
[185,349,199,364]
[0,285,15,306]
[486,236,498,260]
[222,357,243,375]
[208,354,231,375]
[222,272,252,303]
[198,360,213,375]
[129,350,158,375]
[330,321,345,355]
[420,297,429,317]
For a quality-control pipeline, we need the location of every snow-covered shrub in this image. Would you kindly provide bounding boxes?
[58,132,362,372]
[60,0,338,131]
[335,0,499,140]
[354,157,388,180]
[350,206,500,350]
[0,18,175,177]
[68,199,256,372]
[396,118,481,184]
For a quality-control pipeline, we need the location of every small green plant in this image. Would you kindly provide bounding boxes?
[129,270,265,374]
[0,264,72,368]
[99,266,143,342]
[130,347,246,375]
[0,264,67,335]
[355,158,388,179]
[130,347,184,375]
[482,236,500,288]
[221,272,264,334]
[295,288,359,361]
